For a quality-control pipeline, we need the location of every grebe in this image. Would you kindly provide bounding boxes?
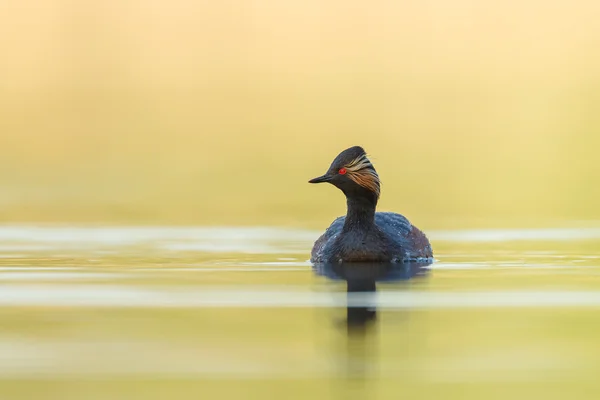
[309,146,433,263]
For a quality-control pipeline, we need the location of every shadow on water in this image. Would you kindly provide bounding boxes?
[313,260,432,390]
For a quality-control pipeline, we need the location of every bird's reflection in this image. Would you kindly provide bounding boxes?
[313,260,431,333]
[313,260,432,381]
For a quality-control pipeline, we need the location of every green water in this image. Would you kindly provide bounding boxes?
[1,225,600,399]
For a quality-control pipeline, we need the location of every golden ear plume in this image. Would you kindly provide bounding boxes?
[345,154,380,197]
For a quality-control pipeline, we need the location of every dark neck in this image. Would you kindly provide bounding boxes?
[342,195,377,232]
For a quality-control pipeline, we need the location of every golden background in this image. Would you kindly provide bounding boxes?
[2,0,599,228]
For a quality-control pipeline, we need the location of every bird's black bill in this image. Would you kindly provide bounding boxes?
[309,175,331,184]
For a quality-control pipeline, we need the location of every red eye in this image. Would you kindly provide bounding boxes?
[338,168,347,175]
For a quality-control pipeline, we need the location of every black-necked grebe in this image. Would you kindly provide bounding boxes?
[309,146,433,263]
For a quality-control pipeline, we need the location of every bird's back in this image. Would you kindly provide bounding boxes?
[310,212,433,263]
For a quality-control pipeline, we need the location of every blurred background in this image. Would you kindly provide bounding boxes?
[2,0,599,229]
[2,1,600,399]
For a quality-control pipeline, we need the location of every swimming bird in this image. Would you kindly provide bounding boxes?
[309,146,433,263]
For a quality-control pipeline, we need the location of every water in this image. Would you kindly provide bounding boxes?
[1,225,600,399]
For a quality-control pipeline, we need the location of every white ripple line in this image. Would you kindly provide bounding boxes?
[0,285,599,308]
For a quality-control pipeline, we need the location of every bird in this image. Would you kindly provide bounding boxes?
[308,146,433,264]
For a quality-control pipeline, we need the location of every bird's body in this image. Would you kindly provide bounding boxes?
[308,146,433,264]
[311,212,432,263]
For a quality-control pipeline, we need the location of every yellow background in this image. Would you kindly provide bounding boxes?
[2,0,599,228]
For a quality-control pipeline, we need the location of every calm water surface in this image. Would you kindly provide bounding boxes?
[1,225,600,399]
